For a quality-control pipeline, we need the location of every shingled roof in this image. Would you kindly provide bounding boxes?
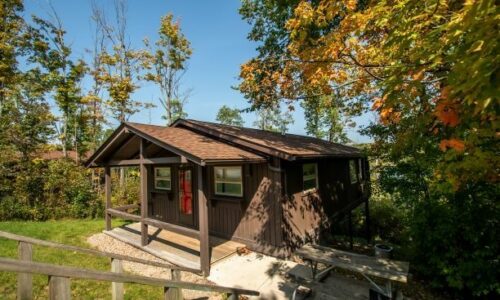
[126,123,265,163]
[173,119,363,160]
[85,122,266,167]
[86,119,363,167]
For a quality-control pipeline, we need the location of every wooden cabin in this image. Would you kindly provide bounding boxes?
[86,119,370,275]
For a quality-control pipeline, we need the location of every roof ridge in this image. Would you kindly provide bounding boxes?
[125,122,168,129]
[184,119,360,151]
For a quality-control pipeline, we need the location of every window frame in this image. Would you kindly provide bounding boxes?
[349,160,358,184]
[302,163,319,193]
[154,167,172,190]
[213,166,244,197]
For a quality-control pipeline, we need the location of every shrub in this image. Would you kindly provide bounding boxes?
[111,167,140,206]
[410,184,499,297]
[0,158,103,220]
[44,159,102,219]
[368,194,408,245]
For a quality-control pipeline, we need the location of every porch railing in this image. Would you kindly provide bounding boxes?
[0,230,259,300]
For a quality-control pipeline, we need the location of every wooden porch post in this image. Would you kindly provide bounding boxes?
[365,198,371,243]
[140,138,149,246]
[348,210,353,250]
[105,166,112,231]
[197,165,210,276]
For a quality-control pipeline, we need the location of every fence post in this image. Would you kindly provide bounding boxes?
[111,258,124,300]
[48,276,71,300]
[17,241,32,300]
[163,269,183,300]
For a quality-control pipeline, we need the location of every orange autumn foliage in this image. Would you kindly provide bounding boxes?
[439,138,465,152]
[435,100,460,127]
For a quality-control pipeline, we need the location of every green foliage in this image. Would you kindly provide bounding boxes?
[301,95,349,143]
[216,105,244,126]
[410,186,499,295]
[253,105,293,133]
[111,167,140,207]
[1,159,102,221]
[144,13,192,125]
[44,159,102,218]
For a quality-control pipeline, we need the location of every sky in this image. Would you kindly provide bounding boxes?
[24,0,372,143]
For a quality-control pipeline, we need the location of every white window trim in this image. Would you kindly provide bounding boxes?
[214,166,243,197]
[154,167,171,190]
[302,163,319,194]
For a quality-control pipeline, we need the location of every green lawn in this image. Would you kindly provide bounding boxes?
[0,219,163,299]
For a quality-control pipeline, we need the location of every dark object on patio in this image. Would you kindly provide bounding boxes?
[374,244,393,259]
[369,288,390,300]
[236,246,251,256]
[292,285,312,300]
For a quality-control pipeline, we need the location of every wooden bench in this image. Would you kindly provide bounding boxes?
[295,244,409,299]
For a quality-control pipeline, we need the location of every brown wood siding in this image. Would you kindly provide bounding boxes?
[206,163,283,253]
[281,158,366,250]
[148,163,199,229]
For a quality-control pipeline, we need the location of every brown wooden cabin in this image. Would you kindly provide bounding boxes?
[86,119,370,275]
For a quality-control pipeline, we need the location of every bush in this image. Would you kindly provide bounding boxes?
[44,159,102,219]
[410,184,499,297]
[368,194,408,245]
[0,158,102,220]
[111,167,140,207]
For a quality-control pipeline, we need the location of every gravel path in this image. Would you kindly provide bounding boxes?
[87,233,222,300]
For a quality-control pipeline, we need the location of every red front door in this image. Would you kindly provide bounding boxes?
[178,168,194,226]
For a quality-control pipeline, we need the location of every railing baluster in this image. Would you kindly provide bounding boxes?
[17,241,32,300]
[48,276,71,300]
[111,258,124,300]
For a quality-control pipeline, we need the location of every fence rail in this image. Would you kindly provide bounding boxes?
[0,258,259,298]
[0,230,259,300]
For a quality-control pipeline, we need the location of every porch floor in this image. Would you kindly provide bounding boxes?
[104,222,244,270]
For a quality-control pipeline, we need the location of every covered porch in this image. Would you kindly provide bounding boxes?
[85,122,266,276]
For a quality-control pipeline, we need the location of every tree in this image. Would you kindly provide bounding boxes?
[144,13,192,125]
[82,0,108,152]
[0,0,24,108]
[253,105,293,134]
[239,0,499,296]
[30,13,87,158]
[216,105,244,126]
[0,1,55,197]
[301,94,349,143]
[93,0,147,123]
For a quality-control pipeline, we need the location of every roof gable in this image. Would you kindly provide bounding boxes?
[85,122,266,167]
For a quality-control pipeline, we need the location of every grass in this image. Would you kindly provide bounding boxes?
[0,219,164,299]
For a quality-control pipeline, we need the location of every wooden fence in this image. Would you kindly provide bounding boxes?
[0,230,259,300]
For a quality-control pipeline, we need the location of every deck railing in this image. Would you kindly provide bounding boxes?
[0,230,259,300]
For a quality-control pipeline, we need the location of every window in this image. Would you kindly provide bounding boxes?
[349,160,358,184]
[154,167,171,190]
[303,163,318,192]
[214,166,243,197]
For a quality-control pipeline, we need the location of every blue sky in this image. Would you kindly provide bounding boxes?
[24,0,371,143]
